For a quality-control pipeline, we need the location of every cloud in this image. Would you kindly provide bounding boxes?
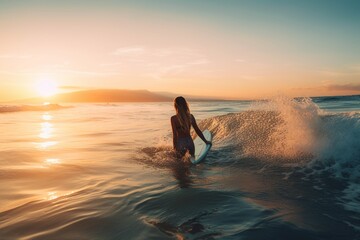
[147,64,210,80]
[0,70,19,75]
[0,68,122,77]
[110,46,204,59]
[350,64,360,71]
[239,75,259,80]
[1,47,209,80]
[325,83,360,92]
[292,83,360,93]
[187,58,209,65]
[0,69,34,76]
[109,46,209,79]
[59,86,88,90]
[111,47,145,56]
[0,54,32,59]
[99,62,123,66]
[57,69,121,76]
[235,59,246,63]
[318,64,360,77]
[144,58,210,80]
[317,70,346,77]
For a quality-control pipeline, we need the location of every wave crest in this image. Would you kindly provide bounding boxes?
[200,97,325,162]
[198,96,359,176]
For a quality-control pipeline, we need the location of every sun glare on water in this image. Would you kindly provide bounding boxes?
[35,79,58,97]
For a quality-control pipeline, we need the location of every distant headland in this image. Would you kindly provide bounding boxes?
[13,89,222,103]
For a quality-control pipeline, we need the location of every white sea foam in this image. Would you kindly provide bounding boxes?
[200,96,324,162]
[199,96,360,213]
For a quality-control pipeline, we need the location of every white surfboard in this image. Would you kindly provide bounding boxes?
[191,130,212,164]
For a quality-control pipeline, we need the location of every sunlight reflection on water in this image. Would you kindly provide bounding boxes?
[44,158,60,165]
[0,101,358,240]
[39,122,53,139]
[42,113,53,121]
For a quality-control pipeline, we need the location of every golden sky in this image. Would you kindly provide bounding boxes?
[1,0,360,101]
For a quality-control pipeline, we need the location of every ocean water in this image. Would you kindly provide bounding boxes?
[0,95,359,240]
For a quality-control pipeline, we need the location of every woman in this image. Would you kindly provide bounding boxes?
[171,96,211,158]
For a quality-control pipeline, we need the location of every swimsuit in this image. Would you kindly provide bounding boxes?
[175,136,195,156]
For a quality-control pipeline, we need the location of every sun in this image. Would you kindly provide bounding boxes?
[35,78,58,98]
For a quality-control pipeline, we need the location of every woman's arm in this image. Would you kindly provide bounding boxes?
[191,115,211,144]
[171,116,177,149]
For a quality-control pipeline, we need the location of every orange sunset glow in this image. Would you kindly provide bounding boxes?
[0,1,359,102]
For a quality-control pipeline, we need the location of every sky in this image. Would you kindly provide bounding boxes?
[0,0,360,101]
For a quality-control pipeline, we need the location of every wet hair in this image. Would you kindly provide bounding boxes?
[174,96,191,132]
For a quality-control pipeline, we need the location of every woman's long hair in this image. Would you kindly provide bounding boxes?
[174,96,191,132]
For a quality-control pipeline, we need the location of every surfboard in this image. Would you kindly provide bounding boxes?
[191,130,212,164]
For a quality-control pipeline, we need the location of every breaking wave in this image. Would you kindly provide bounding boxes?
[199,96,360,213]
